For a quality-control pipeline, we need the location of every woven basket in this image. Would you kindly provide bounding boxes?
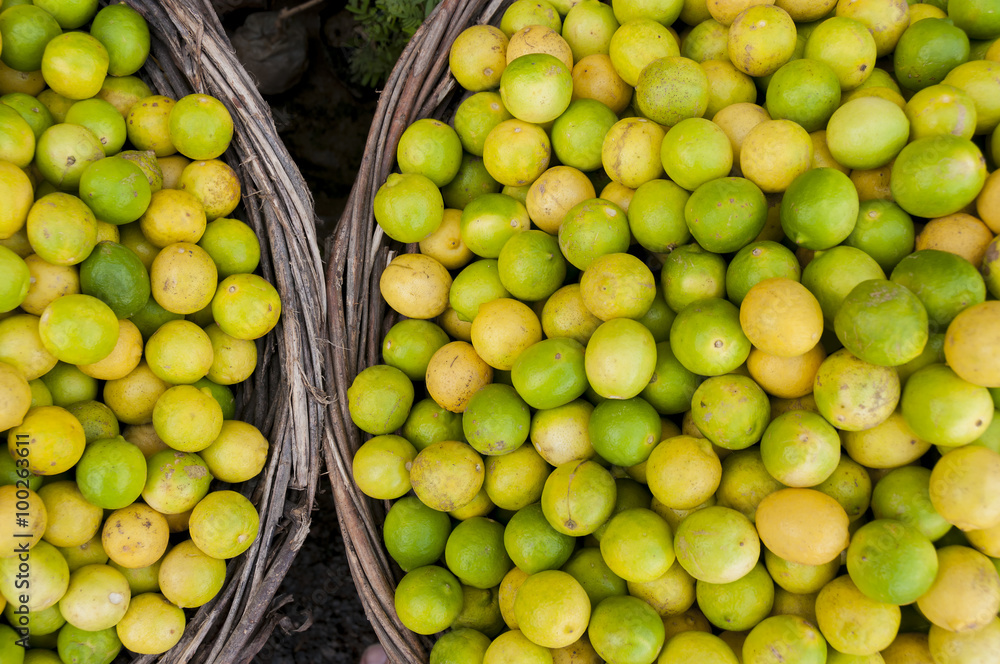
[326,0,509,661]
[118,1,326,661]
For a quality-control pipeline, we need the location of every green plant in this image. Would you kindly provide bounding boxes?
[347,0,442,87]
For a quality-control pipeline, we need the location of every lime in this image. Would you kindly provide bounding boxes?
[482,119,551,187]
[460,193,529,259]
[550,98,618,172]
[690,375,769,451]
[669,297,750,376]
[40,32,108,100]
[826,96,910,170]
[684,176,767,253]
[78,157,151,226]
[351,435,416,501]
[892,136,987,219]
[558,198,630,271]
[562,0,620,62]
[579,252,656,321]
[74,436,146,510]
[397,118,462,187]
[541,459,616,536]
[661,243,726,313]
[463,383,530,456]
[727,5,798,78]
[674,505,760,585]
[454,92,512,158]
[834,279,928,367]
[766,58,842,132]
[445,517,512,590]
[801,245,886,322]
[347,364,414,435]
[600,508,674,583]
[589,397,661,466]
[571,53,633,114]
[610,18,679,88]
[646,435,721,510]
[588,595,665,664]
[511,337,587,410]
[585,318,657,399]
[500,53,573,124]
[401,398,464,452]
[660,117,732,191]
[890,250,986,331]
[725,241,800,306]
[381,319,449,382]
[871,466,951,541]
[627,179,690,254]
[497,229,566,302]
[448,25,508,92]
[902,364,993,446]
[743,615,827,664]
[780,167,858,250]
[696,561,774,632]
[635,55,709,128]
[715,447,784,522]
[56,624,121,664]
[602,116,667,189]
[816,575,901,656]
[0,5,61,72]
[373,172,444,244]
[803,16,877,91]
[847,518,938,605]
[503,503,575,574]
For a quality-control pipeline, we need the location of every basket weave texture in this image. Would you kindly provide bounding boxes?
[326,0,509,661]
[118,1,326,661]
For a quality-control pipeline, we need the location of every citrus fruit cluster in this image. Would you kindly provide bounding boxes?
[354,0,1000,661]
[0,2,281,661]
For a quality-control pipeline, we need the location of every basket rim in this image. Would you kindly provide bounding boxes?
[324,0,511,661]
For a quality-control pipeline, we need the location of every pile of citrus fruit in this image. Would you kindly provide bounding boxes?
[352,0,1000,661]
[0,1,282,661]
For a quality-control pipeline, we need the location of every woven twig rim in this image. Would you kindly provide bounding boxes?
[326,0,509,661]
[115,1,326,661]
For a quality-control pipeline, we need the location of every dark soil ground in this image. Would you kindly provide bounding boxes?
[216,2,383,662]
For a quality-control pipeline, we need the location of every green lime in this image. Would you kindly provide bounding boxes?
[0,245,28,312]
[890,135,987,218]
[743,615,827,664]
[684,177,768,254]
[35,123,104,191]
[79,240,150,319]
[373,172,444,244]
[89,4,149,77]
[127,296,182,340]
[847,518,938,605]
[585,318,658,399]
[669,297,750,376]
[558,197,631,271]
[402,398,465,451]
[635,55,709,128]
[562,0,620,62]
[551,98,618,172]
[640,341,701,416]
[460,193,529,259]
[890,250,987,331]
[0,92,54,140]
[780,167,859,250]
[843,200,914,273]
[445,517,513,589]
[561,547,628,606]
[813,455,872,522]
[893,18,970,92]
[725,241,801,306]
[589,397,661,467]
[64,99,126,155]
[800,246,886,322]
[588,595,665,664]
[189,377,235,420]
[394,565,464,635]
[449,259,509,323]
[142,449,213,514]
[0,5,61,72]
[441,153,501,210]
[600,508,674,583]
[697,561,774,632]
[382,319,450,381]
[906,83,979,141]
[500,53,573,124]
[497,229,566,302]
[347,364,414,435]
[430,628,491,664]
[383,495,452,572]
[715,448,784,523]
[40,362,97,407]
[197,217,260,278]
[512,337,588,410]
[397,118,463,187]
[541,459,617,536]
[78,157,152,226]
[462,383,530,456]
[691,374,770,450]
[901,364,994,446]
[352,434,417,500]
[38,293,118,365]
[503,503,576,574]
[453,92,512,157]
[674,505,761,584]
[56,624,121,664]
[627,178,690,254]
[760,410,841,487]
[661,117,733,192]
[870,466,952,541]
[75,436,146,509]
[661,243,727,314]
[834,279,929,367]
[766,58,842,132]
